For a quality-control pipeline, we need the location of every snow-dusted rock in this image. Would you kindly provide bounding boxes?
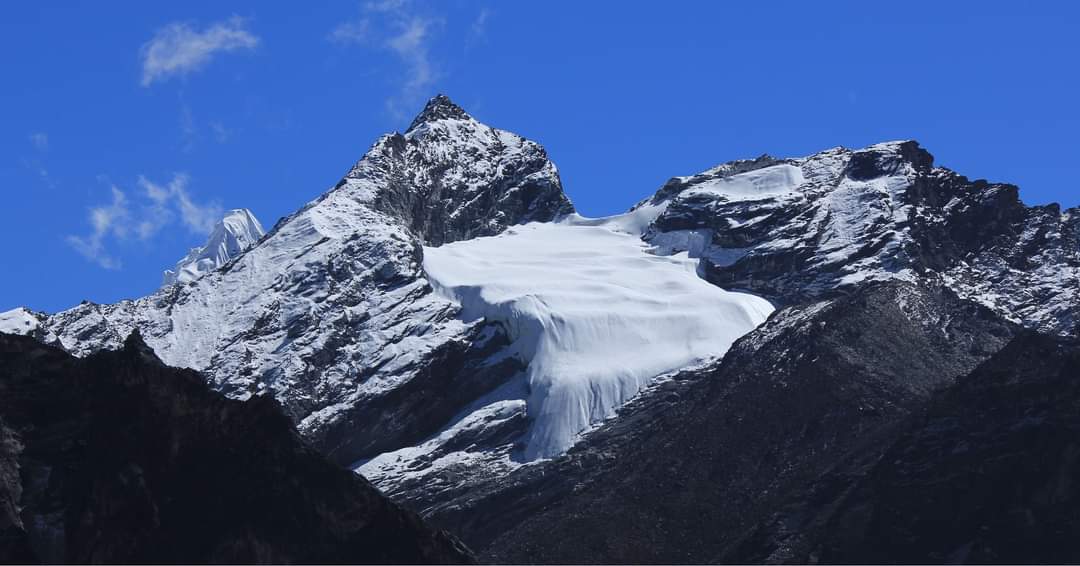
[640,140,1080,336]
[162,208,265,287]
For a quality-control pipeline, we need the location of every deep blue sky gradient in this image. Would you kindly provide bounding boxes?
[2,1,1078,312]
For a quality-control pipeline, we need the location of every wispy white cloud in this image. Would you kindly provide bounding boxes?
[67,174,223,269]
[386,17,436,114]
[329,1,441,116]
[209,121,231,143]
[179,99,198,151]
[140,16,259,86]
[23,133,55,188]
[29,132,49,151]
[328,17,370,45]
[66,186,130,269]
[470,8,490,41]
[138,173,223,235]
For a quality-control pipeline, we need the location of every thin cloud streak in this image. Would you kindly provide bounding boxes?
[140,17,259,86]
[329,1,441,117]
[67,174,223,270]
[29,132,49,151]
[66,187,129,270]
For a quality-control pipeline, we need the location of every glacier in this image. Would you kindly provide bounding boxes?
[417,214,774,460]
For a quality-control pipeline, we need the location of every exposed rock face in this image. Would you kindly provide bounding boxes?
[726,331,1080,564]
[25,95,571,469]
[449,282,1018,563]
[0,332,472,564]
[376,94,574,245]
[643,141,1080,336]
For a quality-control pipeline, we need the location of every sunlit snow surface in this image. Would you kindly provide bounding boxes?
[0,307,39,336]
[682,163,805,201]
[420,214,774,460]
[161,209,266,287]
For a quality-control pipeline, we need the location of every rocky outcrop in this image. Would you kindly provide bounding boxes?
[726,331,1080,564]
[0,332,472,564]
[374,94,574,245]
[642,140,1080,336]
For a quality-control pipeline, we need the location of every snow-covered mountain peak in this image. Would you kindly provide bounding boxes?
[642,139,1079,336]
[30,94,581,472]
[406,94,473,133]
[162,208,265,287]
[335,96,574,246]
[842,139,934,179]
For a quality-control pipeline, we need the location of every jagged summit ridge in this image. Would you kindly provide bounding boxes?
[406,94,472,132]
[345,96,573,246]
[641,139,1079,336]
[162,208,266,287]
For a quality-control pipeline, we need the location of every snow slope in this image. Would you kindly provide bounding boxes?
[162,209,265,287]
[682,163,805,201]
[0,307,40,336]
[422,218,774,459]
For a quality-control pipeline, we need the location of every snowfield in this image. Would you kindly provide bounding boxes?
[0,307,39,336]
[422,216,775,459]
[683,163,805,200]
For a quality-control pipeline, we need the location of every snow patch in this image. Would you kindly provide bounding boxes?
[0,308,39,336]
[683,164,805,201]
[563,201,670,235]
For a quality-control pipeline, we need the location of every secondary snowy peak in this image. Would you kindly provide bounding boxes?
[640,140,1080,336]
[162,208,265,287]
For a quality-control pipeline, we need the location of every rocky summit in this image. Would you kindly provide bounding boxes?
[2,95,1079,564]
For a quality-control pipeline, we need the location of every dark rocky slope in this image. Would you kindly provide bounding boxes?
[454,282,1019,563]
[727,330,1080,564]
[0,332,471,564]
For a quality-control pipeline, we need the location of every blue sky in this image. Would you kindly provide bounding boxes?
[2,1,1078,313]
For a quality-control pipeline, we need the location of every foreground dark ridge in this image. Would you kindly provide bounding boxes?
[0,332,472,564]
